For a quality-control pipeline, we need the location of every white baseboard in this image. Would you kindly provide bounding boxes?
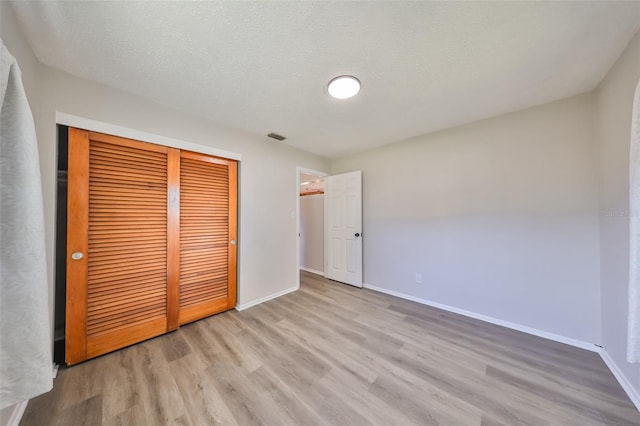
[300,267,324,276]
[235,285,298,311]
[599,349,640,410]
[4,401,27,426]
[363,283,598,352]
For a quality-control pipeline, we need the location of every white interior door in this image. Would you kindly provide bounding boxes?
[325,171,362,287]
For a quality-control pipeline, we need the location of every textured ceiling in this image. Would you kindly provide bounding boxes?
[10,1,640,158]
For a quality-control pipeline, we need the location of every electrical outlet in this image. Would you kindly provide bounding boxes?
[415,273,422,284]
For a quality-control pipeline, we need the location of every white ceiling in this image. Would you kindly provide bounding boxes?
[11,1,640,159]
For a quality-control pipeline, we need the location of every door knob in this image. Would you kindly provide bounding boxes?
[230,239,236,245]
[355,233,360,237]
[71,252,84,260]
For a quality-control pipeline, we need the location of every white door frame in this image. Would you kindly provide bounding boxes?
[296,167,329,290]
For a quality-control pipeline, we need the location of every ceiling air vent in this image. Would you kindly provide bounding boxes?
[267,132,286,141]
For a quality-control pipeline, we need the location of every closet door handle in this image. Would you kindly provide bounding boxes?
[230,239,236,245]
[71,252,84,260]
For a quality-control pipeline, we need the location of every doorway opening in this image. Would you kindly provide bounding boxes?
[296,168,328,289]
[53,124,68,365]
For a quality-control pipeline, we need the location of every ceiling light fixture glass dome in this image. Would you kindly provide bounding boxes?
[328,75,361,99]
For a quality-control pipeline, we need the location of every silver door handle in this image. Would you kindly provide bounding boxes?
[71,252,84,260]
[230,240,236,245]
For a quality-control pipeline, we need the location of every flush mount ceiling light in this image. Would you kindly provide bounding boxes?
[328,75,360,99]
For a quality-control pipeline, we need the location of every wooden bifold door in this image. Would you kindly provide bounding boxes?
[66,128,237,365]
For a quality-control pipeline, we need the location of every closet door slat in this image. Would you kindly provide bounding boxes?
[87,137,168,342]
[66,129,170,365]
[178,152,237,325]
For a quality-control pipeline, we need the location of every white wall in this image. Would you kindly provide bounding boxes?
[300,194,324,273]
[596,31,640,397]
[332,93,602,344]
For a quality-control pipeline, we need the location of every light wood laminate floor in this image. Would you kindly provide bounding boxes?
[22,271,640,425]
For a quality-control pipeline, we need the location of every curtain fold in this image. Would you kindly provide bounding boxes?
[0,39,52,408]
[629,79,640,364]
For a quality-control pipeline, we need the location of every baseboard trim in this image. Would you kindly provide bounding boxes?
[363,283,598,352]
[5,400,28,426]
[300,267,324,276]
[235,285,298,311]
[599,349,640,410]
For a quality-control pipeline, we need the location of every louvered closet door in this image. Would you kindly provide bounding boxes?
[178,151,237,325]
[66,129,176,365]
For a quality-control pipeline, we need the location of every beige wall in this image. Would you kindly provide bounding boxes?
[1,2,38,109]
[300,194,324,273]
[37,65,329,312]
[2,1,330,362]
[3,0,640,410]
[596,30,640,396]
[332,93,602,344]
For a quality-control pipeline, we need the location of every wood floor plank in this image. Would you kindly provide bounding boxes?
[203,320,263,373]
[21,271,640,425]
[171,352,239,426]
[100,349,139,420]
[159,330,192,363]
[55,395,103,426]
[276,316,379,384]
[249,366,326,426]
[485,364,640,426]
[207,357,284,426]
